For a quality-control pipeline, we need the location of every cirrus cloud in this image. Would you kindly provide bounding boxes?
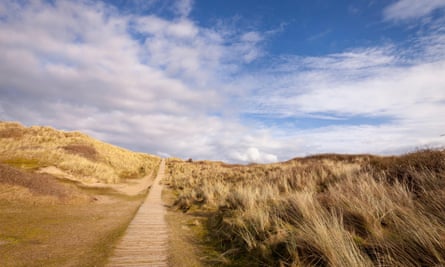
[384,0,445,21]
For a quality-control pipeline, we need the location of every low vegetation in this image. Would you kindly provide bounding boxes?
[2,120,443,266]
[166,149,445,266]
[0,163,87,203]
[0,121,161,266]
[0,121,160,183]
[0,194,141,267]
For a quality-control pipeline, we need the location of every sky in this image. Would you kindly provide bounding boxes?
[1,0,445,163]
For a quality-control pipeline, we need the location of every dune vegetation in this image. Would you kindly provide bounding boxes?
[2,120,444,266]
[0,121,159,184]
[165,149,445,266]
[0,121,161,266]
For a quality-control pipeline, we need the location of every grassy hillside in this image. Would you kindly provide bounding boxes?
[0,121,160,184]
[0,121,161,266]
[166,149,445,266]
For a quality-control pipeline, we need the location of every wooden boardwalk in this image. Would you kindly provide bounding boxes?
[106,159,168,267]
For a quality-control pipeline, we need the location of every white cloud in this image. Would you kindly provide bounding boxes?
[244,41,445,120]
[233,28,445,157]
[292,61,445,118]
[302,47,396,70]
[0,0,444,164]
[241,31,262,43]
[174,0,193,17]
[0,0,269,162]
[135,16,198,39]
[231,147,278,163]
[384,0,445,21]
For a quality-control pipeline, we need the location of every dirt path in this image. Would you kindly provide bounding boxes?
[39,166,155,196]
[106,159,168,267]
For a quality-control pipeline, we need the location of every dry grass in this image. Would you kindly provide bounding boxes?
[0,164,89,202]
[61,144,98,161]
[0,121,162,266]
[0,121,160,184]
[0,197,142,267]
[0,160,148,267]
[166,149,445,266]
[162,185,212,267]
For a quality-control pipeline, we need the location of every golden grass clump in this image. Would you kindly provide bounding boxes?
[166,149,445,266]
[0,121,160,184]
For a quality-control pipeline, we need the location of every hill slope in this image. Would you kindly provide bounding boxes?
[0,121,160,184]
[0,121,161,266]
[165,150,445,266]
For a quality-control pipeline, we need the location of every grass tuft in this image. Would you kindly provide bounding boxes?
[166,149,445,266]
[0,121,160,184]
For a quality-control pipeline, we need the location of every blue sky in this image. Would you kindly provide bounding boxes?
[0,0,445,163]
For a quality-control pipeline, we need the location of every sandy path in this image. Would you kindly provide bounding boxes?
[106,159,168,267]
[39,166,155,196]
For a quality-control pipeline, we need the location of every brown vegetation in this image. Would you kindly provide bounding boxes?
[0,121,161,266]
[0,121,160,183]
[61,144,98,161]
[166,149,445,266]
[0,163,84,201]
[0,196,141,267]
[0,159,148,266]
